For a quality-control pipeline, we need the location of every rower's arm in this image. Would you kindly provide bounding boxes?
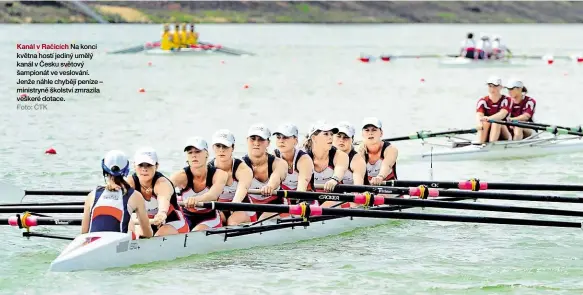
[197,169,228,202]
[378,145,398,179]
[332,150,349,182]
[130,191,153,238]
[233,162,253,203]
[81,190,95,234]
[489,109,509,121]
[268,158,288,189]
[154,178,174,215]
[510,113,532,122]
[296,155,315,192]
[350,153,367,185]
[169,171,187,191]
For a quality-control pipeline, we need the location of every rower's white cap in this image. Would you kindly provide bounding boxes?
[361,117,383,129]
[102,150,130,176]
[308,120,339,137]
[212,129,235,146]
[134,147,158,165]
[183,136,208,151]
[337,121,355,138]
[506,79,524,89]
[492,35,500,40]
[273,123,299,137]
[247,123,271,140]
[486,76,502,86]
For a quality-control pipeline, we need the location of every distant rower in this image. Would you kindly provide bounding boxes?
[180,23,188,48]
[476,76,512,143]
[186,23,199,46]
[506,79,536,140]
[160,24,173,51]
[460,32,476,59]
[475,34,492,60]
[491,35,512,60]
[172,24,182,50]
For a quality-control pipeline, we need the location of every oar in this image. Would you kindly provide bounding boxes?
[355,128,477,145]
[107,40,159,54]
[329,184,583,204]
[511,121,582,133]
[0,206,83,214]
[380,54,459,59]
[198,41,255,56]
[3,216,82,227]
[488,119,583,136]
[0,201,84,207]
[272,189,583,218]
[381,179,583,192]
[0,182,89,204]
[196,201,582,229]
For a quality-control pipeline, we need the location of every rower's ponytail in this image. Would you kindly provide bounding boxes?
[522,86,528,94]
[104,167,131,193]
[303,134,313,152]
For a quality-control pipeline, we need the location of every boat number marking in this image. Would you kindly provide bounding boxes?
[128,241,140,251]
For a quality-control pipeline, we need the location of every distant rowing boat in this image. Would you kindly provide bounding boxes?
[418,133,583,162]
[143,47,220,56]
[438,57,528,68]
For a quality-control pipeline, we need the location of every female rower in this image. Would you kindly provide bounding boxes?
[303,121,349,207]
[273,123,315,204]
[358,117,398,185]
[207,129,255,226]
[333,122,367,186]
[240,124,288,220]
[476,76,512,143]
[506,79,536,140]
[170,137,228,231]
[126,147,189,237]
[81,150,153,239]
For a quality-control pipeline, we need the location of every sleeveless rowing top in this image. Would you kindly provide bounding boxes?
[342,149,370,185]
[365,141,397,181]
[179,166,216,214]
[131,171,182,222]
[160,32,173,50]
[208,158,242,202]
[274,148,314,191]
[89,186,133,233]
[243,154,278,204]
[307,146,338,186]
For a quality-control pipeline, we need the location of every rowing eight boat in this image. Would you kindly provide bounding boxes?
[49,205,398,272]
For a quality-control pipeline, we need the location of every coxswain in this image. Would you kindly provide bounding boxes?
[506,79,536,140]
[272,123,315,204]
[333,121,367,186]
[242,124,288,220]
[460,32,476,59]
[475,34,492,60]
[491,35,512,60]
[207,129,255,226]
[476,76,512,143]
[170,137,228,231]
[358,117,398,185]
[127,147,189,236]
[172,23,182,50]
[303,121,349,207]
[160,24,173,51]
[81,150,153,239]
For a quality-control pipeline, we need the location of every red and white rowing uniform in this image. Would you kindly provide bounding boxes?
[306,146,349,207]
[460,38,476,59]
[131,172,189,234]
[365,141,397,181]
[476,95,512,117]
[510,95,536,121]
[274,148,315,205]
[178,166,222,230]
[342,149,369,185]
[207,158,256,222]
[243,154,283,218]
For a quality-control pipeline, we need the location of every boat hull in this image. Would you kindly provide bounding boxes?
[420,137,583,161]
[144,48,218,56]
[438,57,527,68]
[49,212,394,272]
